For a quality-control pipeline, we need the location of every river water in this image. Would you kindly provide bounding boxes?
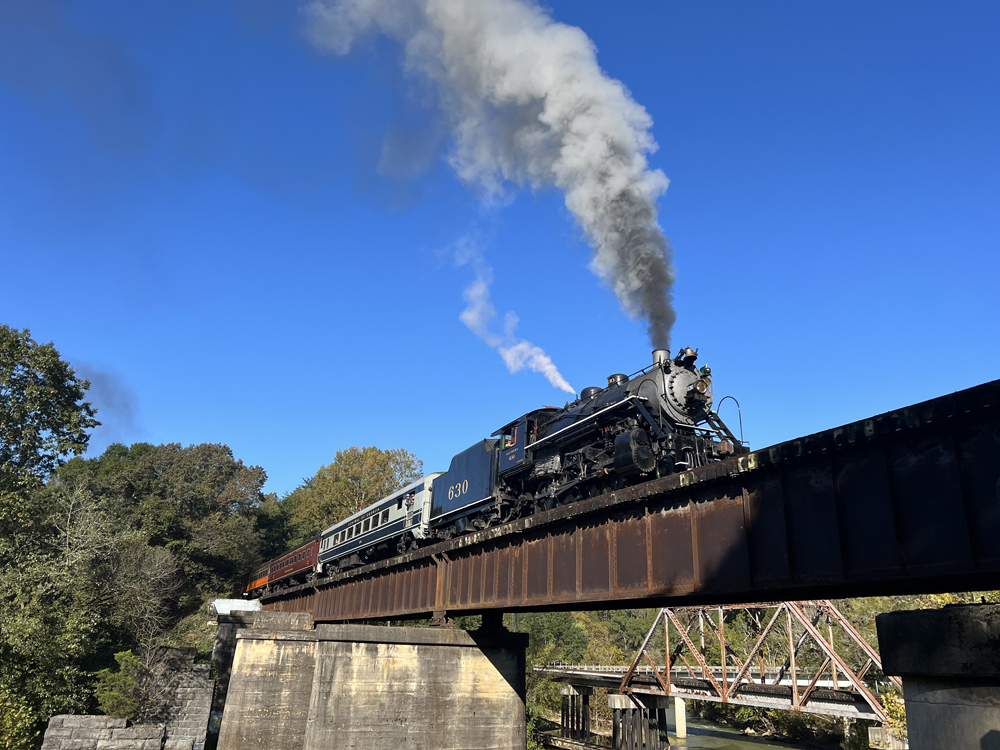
[665,715,812,750]
[544,712,814,750]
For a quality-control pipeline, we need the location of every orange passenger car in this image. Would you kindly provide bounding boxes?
[243,535,320,596]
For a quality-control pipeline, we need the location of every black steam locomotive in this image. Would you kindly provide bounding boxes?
[422,347,745,544]
[248,348,747,589]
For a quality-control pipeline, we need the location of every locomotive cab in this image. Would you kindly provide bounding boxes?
[494,408,561,476]
[498,418,525,472]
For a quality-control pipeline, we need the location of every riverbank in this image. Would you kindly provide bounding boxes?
[539,709,817,750]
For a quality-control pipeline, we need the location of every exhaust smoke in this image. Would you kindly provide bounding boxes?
[305,0,678,348]
[456,238,575,394]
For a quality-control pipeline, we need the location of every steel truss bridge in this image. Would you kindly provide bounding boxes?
[261,379,1000,621]
[538,600,898,723]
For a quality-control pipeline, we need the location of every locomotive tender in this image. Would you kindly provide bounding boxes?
[246,349,745,595]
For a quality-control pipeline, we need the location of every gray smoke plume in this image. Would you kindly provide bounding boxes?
[75,363,140,454]
[0,0,152,156]
[304,0,677,348]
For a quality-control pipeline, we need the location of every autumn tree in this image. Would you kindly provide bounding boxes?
[288,446,422,534]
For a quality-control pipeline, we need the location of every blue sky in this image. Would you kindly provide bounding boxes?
[2,1,998,496]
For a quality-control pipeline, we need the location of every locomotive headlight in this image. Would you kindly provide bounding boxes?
[692,379,709,394]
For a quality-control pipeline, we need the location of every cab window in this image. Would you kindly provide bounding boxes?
[503,426,517,449]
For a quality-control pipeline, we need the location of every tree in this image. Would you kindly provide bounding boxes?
[288,446,423,533]
[0,326,97,496]
[0,327,102,748]
[94,651,143,720]
[54,442,268,606]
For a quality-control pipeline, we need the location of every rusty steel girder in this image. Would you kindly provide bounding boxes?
[263,379,1000,621]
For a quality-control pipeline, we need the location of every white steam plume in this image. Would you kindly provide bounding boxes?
[456,238,575,394]
[305,0,677,348]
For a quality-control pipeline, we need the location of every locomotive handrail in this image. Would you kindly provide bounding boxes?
[529,396,642,449]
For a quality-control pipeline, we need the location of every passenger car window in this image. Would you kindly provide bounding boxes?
[381,510,389,525]
[363,518,370,532]
[397,497,403,510]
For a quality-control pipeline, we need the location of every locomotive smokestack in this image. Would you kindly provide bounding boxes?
[305,0,678,348]
[653,349,669,367]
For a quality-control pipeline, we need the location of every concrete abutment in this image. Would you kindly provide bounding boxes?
[215,612,527,750]
[877,603,1000,750]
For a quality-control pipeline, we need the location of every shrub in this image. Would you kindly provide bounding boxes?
[94,651,145,720]
[0,684,42,750]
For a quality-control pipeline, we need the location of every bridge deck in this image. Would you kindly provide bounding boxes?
[263,379,1000,620]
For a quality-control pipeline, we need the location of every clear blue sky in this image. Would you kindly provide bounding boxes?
[2,1,998,496]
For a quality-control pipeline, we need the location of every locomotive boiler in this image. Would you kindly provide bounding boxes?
[424,347,745,543]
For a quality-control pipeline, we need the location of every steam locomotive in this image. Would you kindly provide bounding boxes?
[245,349,744,595]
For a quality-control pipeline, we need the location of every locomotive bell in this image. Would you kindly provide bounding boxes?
[674,347,698,366]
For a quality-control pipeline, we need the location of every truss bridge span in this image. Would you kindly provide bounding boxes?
[262,379,1000,621]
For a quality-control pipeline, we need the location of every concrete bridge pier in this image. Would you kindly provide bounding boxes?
[672,696,686,739]
[215,611,527,750]
[877,603,1000,750]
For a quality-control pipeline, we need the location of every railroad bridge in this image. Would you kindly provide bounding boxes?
[262,378,1000,620]
[217,379,1000,750]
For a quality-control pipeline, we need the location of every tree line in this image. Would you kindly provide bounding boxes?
[0,326,427,748]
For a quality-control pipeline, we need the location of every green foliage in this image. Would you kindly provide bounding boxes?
[515,611,589,717]
[0,683,43,750]
[842,720,875,750]
[1,439,271,748]
[256,492,303,560]
[525,711,544,750]
[596,609,659,653]
[285,446,422,535]
[54,442,269,605]
[881,690,907,744]
[94,651,144,720]
[574,612,626,666]
[0,326,98,497]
